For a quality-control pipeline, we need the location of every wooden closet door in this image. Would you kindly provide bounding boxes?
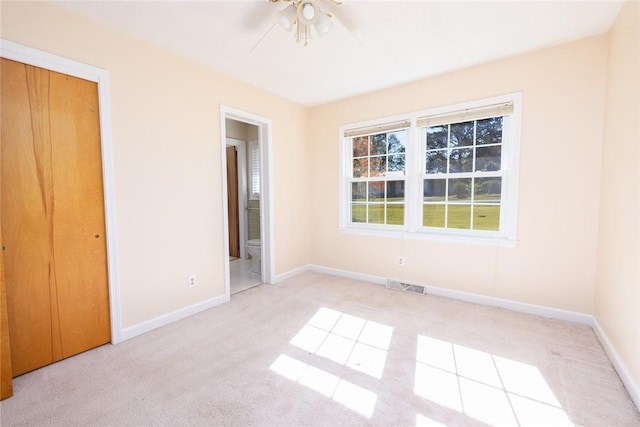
[1,58,111,377]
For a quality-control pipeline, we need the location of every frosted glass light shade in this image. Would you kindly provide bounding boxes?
[303,3,315,20]
[314,11,333,36]
[297,1,318,26]
[278,4,298,31]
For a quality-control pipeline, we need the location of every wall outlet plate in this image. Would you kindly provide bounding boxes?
[188,275,197,288]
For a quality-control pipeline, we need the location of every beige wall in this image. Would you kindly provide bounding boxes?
[309,34,609,314]
[1,2,312,327]
[595,1,640,395]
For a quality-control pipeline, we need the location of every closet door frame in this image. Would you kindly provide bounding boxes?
[0,39,123,344]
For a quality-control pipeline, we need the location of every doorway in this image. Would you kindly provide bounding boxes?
[220,107,273,297]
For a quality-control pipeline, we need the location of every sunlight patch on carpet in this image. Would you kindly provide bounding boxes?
[414,335,573,426]
[270,354,377,418]
[269,307,393,419]
[289,307,393,379]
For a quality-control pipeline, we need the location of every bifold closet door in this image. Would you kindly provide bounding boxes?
[1,58,111,377]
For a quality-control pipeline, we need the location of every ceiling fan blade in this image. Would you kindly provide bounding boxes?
[249,19,279,54]
[241,1,279,30]
[322,1,362,32]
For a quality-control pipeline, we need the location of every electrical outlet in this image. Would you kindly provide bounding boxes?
[188,275,197,288]
[397,257,405,267]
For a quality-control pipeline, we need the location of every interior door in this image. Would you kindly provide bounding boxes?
[226,146,240,258]
[1,58,111,377]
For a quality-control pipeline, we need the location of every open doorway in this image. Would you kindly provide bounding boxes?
[220,107,273,297]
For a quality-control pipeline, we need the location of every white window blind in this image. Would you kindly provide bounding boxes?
[344,119,411,138]
[249,141,260,200]
[417,102,514,128]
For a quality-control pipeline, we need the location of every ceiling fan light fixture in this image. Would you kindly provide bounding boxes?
[302,3,315,20]
[278,3,298,31]
[314,10,333,36]
[274,0,339,46]
[297,1,318,26]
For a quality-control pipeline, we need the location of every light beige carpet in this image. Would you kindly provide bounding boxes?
[1,271,638,426]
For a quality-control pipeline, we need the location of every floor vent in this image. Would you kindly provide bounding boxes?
[386,279,426,295]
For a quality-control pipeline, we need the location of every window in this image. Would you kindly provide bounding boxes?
[347,121,409,226]
[249,140,260,200]
[340,94,521,244]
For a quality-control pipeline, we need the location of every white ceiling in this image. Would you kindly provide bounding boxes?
[55,0,624,107]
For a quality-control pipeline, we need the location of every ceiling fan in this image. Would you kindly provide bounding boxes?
[268,0,344,46]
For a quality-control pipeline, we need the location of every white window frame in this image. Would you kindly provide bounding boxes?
[345,121,411,229]
[339,93,522,246]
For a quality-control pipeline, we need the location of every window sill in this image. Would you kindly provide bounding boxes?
[338,225,517,247]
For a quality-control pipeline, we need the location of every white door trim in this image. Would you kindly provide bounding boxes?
[0,39,123,344]
[220,106,274,298]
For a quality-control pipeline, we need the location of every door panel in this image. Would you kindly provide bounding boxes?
[1,170,14,400]
[1,58,110,376]
[1,59,56,375]
[226,146,240,258]
[49,71,111,357]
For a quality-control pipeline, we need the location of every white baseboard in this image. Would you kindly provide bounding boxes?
[592,318,640,410]
[418,281,592,325]
[307,264,591,324]
[120,294,230,341]
[308,265,387,285]
[272,264,312,284]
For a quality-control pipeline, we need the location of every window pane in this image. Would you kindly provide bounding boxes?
[351,182,366,202]
[370,156,387,177]
[388,132,406,154]
[370,134,387,155]
[368,181,385,201]
[476,146,501,172]
[353,158,368,178]
[449,148,473,173]
[426,150,447,174]
[450,121,474,147]
[388,154,405,175]
[448,205,471,229]
[387,181,405,201]
[426,125,448,150]
[353,136,368,157]
[474,205,500,231]
[476,117,503,145]
[351,204,366,223]
[448,178,472,202]
[386,204,404,225]
[423,204,445,227]
[423,179,446,201]
[368,204,385,224]
[475,178,501,203]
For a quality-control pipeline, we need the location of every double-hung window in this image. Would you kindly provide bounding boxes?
[346,120,410,227]
[340,94,521,244]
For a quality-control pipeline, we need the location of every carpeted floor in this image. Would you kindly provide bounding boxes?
[1,271,638,426]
